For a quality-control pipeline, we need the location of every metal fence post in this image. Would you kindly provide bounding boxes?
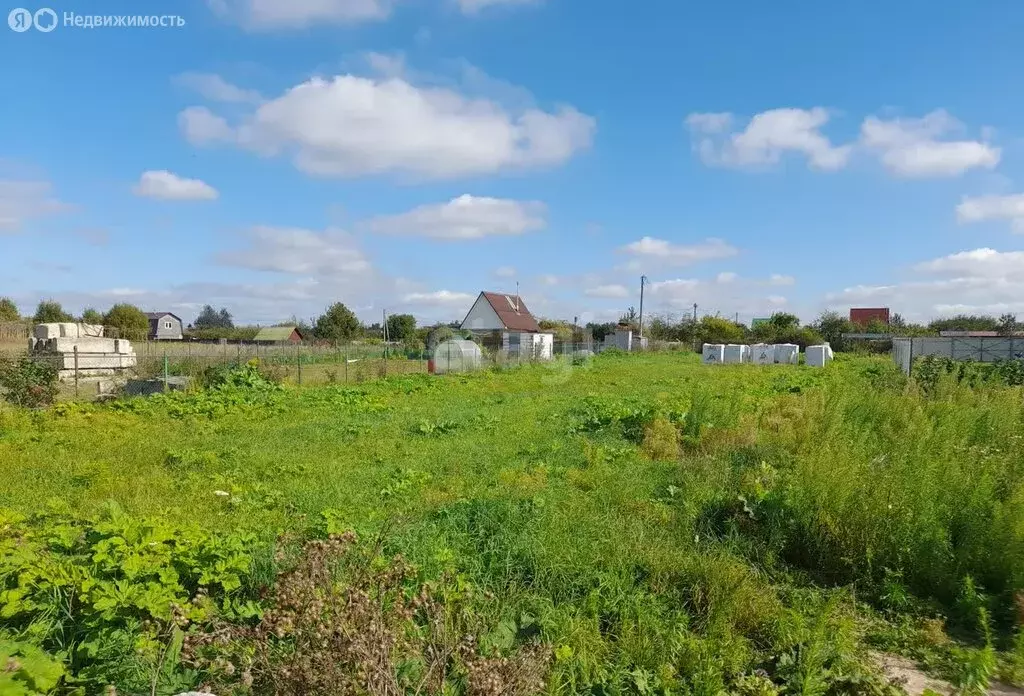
[296,343,302,385]
[237,342,241,366]
[73,346,79,398]
[344,353,349,382]
[163,350,168,392]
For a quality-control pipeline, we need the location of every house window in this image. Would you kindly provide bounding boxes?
[164,322,172,329]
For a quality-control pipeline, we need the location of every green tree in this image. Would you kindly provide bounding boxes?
[864,318,890,335]
[385,314,417,342]
[314,302,361,342]
[194,305,234,330]
[998,313,1018,335]
[928,314,1000,333]
[619,307,640,333]
[768,312,800,331]
[102,304,150,340]
[695,316,746,345]
[80,308,103,325]
[810,311,855,350]
[33,300,73,323]
[538,318,574,342]
[426,325,454,350]
[0,297,20,322]
[586,322,617,343]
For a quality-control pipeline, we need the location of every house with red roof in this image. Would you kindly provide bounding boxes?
[460,291,553,359]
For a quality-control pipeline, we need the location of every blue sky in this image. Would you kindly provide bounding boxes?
[2,0,1024,326]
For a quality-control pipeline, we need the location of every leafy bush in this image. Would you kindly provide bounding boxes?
[0,356,58,408]
[101,303,150,340]
[0,504,258,693]
[913,355,1024,392]
[32,300,72,324]
[0,639,65,695]
[0,297,20,322]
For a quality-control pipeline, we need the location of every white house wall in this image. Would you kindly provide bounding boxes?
[461,294,504,331]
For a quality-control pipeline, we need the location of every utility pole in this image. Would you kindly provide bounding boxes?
[639,275,647,338]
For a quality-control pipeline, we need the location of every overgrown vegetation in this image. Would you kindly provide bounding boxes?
[0,355,58,407]
[2,354,1024,693]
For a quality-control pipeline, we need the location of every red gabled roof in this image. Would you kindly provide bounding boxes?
[479,291,541,332]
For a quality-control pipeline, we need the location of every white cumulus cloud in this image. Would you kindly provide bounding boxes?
[826,247,1024,320]
[179,71,595,179]
[956,193,1024,232]
[687,107,852,171]
[175,72,263,103]
[584,284,630,299]
[367,195,546,239]
[179,107,234,145]
[620,236,738,267]
[860,110,1000,178]
[217,226,371,275]
[457,0,540,14]
[0,180,70,232]
[644,274,790,321]
[133,171,219,201]
[401,290,476,305]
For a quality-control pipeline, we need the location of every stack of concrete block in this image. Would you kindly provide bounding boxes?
[805,344,834,368]
[30,323,137,380]
[750,343,775,365]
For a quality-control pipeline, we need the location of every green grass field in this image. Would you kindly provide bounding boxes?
[2,352,1024,695]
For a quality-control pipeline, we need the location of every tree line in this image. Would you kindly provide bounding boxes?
[1,296,1019,350]
[630,310,1020,350]
[0,298,451,347]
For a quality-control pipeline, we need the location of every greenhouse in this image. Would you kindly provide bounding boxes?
[429,339,484,374]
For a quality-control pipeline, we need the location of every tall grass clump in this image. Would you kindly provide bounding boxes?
[759,371,1024,617]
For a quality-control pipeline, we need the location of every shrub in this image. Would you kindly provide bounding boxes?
[102,303,150,340]
[0,297,20,322]
[32,300,72,323]
[0,639,65,695]
[185,532,551,696]
[642,416,680,460]
[0,355,58,408]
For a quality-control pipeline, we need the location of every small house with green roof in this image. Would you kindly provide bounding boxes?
[253,325,304,344]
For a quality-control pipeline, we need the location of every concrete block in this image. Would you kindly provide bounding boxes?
[59,369,121,381]
[806,345,832,368]
[723,344,748,364]
[33,323,62,339]
[58,322,80,338]
[81,323,104,337]
[773,344,800,365]
[115,339,133,354]
[28,337,38,352]
[58,354,137,370]
[702,344,725,364]
[49,337,120,354]
[751,343,774,365]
